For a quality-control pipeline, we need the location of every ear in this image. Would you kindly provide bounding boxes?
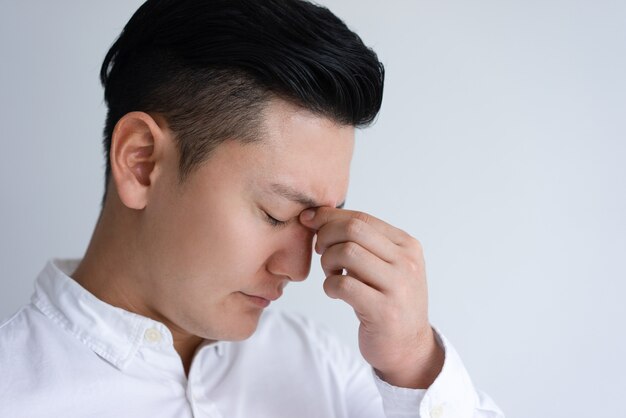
[109,111,168,210]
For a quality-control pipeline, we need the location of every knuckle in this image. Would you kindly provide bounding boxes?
[324,275,353,298]
[341,242,360,259]
[399,230,415,246]
[400,233,422,252]
[336,276,354,294]
[320,250,331,267]
[411,237,423,252]
[345,218,364,240]
[406,259,422,274]
[400,253,422,274]
[353,211,372,225]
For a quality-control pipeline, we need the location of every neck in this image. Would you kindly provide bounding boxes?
[71,194,206,377]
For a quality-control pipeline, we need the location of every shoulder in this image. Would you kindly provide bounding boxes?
[0,301,75,348]
[0,304,51,389]
[0,303,43,347]
[0,302,91,382]
[0,303,59,359]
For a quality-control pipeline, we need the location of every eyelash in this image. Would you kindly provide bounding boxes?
[264,212,289,228]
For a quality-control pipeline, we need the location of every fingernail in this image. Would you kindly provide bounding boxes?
[301,209,315,221]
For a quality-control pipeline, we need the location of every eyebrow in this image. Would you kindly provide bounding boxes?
[270,183,345,209]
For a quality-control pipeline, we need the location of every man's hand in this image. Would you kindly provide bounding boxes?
[299,207,444,389]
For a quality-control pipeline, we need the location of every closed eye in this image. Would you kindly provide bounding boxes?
[264,211,289,228]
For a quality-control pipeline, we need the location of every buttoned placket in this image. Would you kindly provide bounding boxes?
[185,341,227,418]
[133,321,204,418]
[139,323,188,377]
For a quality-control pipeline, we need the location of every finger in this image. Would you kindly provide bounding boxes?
[323,273,383,316]
[314,217,397,263]
[300,207,409,246]
[321,241,393,293]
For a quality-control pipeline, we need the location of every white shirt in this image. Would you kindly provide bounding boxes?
[0,258,504,418]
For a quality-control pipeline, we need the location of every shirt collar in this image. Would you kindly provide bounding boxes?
[31,258,178,371]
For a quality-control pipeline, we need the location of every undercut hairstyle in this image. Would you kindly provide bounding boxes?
[99,0,385,208]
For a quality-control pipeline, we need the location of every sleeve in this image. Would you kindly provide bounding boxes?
[369,326,505,418]
[299,312,504,418]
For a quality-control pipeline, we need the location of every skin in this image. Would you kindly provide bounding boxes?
[72,96,444,388]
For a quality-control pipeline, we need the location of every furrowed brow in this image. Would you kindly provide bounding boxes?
[270,183,345,209]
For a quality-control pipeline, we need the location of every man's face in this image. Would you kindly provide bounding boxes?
[140,98,354,341]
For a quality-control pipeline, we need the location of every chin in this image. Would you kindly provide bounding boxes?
[216,312,262,342]
[228,329,257,341]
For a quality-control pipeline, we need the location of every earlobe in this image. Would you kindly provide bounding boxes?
[110,111,165,210]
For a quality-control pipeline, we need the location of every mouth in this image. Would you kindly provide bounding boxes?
[239,291,281,308]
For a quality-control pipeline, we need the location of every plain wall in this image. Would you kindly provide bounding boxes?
[1,1,625,417]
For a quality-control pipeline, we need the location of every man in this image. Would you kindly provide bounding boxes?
[0,0,504,417]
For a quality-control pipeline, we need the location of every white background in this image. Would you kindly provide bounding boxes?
[1,1,625,417]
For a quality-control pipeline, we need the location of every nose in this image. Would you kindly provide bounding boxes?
[266,224,316,282]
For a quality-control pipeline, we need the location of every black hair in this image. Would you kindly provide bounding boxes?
[100,0,385,208]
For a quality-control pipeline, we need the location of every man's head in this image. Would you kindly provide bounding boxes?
[94,0,384,342]
[100,0,384,207]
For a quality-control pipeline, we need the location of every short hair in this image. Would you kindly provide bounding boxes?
[100,0,385,208]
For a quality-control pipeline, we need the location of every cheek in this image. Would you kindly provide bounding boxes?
[164,201,273,289]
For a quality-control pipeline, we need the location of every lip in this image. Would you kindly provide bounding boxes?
[240,291,281,308]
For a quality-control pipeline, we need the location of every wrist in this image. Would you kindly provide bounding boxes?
[376,326,445,389]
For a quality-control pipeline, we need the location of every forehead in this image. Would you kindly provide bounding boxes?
[248,98,355,208]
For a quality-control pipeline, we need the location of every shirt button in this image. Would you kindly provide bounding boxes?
[144,327,162,343]
[430,405,444,418]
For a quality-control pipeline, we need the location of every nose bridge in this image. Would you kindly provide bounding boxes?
[268,224,315,281]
